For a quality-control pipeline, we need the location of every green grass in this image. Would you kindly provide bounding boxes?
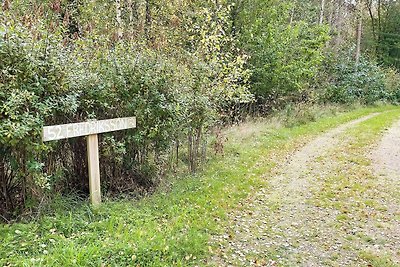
[360,251,399,267]
[1,105,399,266]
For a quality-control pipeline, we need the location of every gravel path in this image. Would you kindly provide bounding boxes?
[208,113,393,267]
[371,119,400,178]
[365,118,400,264]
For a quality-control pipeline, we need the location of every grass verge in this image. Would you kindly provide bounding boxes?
[0,105,398,266]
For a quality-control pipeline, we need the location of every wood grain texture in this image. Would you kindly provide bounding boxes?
[87,134,101,206]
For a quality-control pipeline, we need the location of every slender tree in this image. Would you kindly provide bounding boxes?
[319,0,326,24]
[356,12,362,64]
[116,0,123,40]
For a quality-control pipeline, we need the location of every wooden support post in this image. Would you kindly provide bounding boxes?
[87,134,101,206]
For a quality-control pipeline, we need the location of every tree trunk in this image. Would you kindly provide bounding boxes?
[366,0,376,40]
[137,0,146,37]
[144,0,151,41]
[188,129,194,172]
[334,0,344,49]
[328,0,334,27]
[115,0,123,40]
[175,139,179,167]
[319,0,326,24]
[194,127,202,171]
[290,5,295,25]
[355,9,362,64]
[127,0,134,25]
[377,0,382,59]
[378,0,381,33]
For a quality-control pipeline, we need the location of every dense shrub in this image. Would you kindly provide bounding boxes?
[320,51,400,104]
[0,28,76,216]
[0,14,252,219]
[384,68,400,102]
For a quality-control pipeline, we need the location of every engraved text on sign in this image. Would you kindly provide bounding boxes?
[43,117,136,142]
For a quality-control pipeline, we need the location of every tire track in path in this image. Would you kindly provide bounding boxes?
[371,118,400,179]
[362,118,400,264]
[209,113,380,267]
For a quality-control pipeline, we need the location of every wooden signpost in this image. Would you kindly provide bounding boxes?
[42,117,136,206]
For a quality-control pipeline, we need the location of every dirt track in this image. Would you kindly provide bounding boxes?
[210,113,400,267]
[371,119,400,179]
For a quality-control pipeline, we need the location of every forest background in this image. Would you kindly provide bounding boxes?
[1,0,400,220]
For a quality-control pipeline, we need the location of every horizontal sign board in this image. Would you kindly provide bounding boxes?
[43,117,136,142]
